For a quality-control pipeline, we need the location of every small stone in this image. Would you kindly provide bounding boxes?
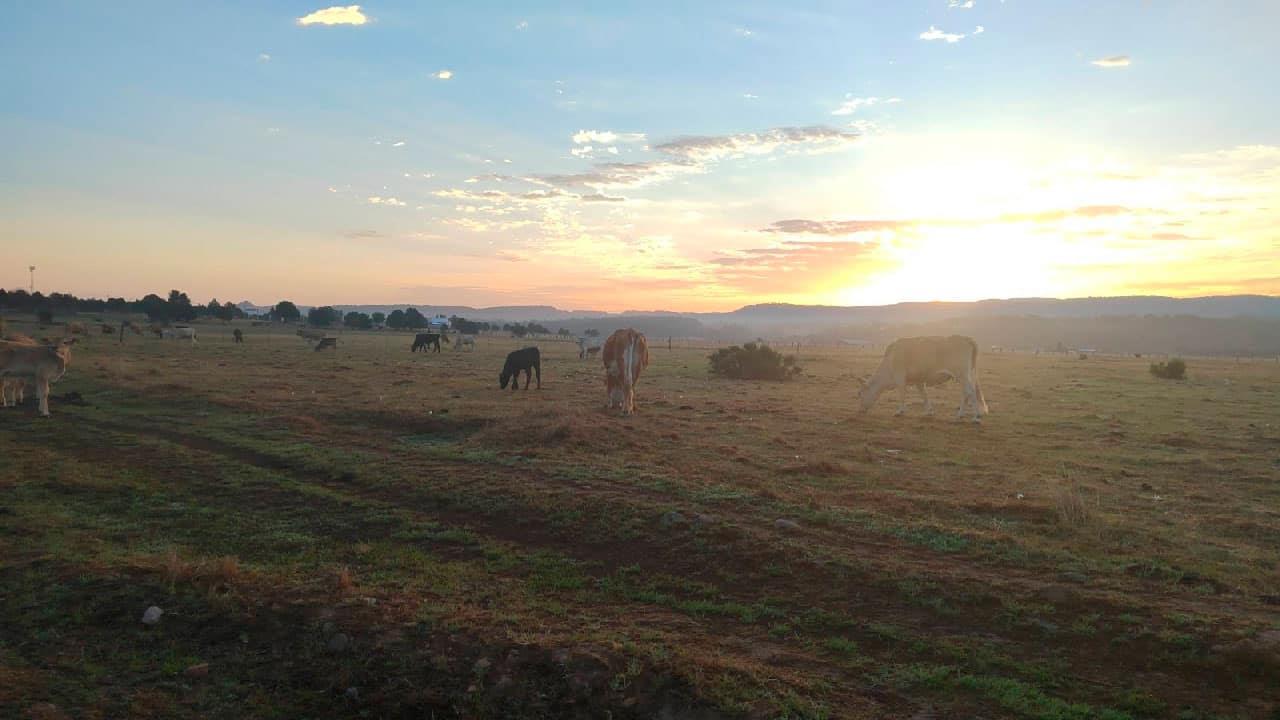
[659,511,686,528]
[183,663,209,678]
[327,633,351,653]
[141,606,163,625]
[775,519,801,531]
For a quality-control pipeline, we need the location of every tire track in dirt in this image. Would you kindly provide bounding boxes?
[53,412,1268,718]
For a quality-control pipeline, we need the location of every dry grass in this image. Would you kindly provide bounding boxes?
[3,317,1279,719]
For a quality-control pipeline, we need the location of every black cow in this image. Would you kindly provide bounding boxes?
[499,347,541,391]
[233,328,244,344]
[411,333,447,353]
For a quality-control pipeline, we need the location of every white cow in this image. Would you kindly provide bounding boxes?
[0,338,76,416]
[857,335,988,422]
[576,335,604,359]
[453,335,476,351]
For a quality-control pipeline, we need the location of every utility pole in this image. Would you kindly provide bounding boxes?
[29,266,35,292]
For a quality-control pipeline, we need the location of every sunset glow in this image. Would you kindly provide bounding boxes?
[3,3,1278,310]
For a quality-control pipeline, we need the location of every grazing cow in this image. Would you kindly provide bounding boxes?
[499,347,541,391]
[576,335,604,359]
[297,328,326,342]
[453,335,476,351]
[101,324,115,335]
[602,329,649,415]
[0,338,76,416]
[65,322,87,336]
[149,324,164,338]
[856,335,988,421]
[411,333,447,353]
[162,326,198,343]
[233,328,244,344]
[315,337,338,351]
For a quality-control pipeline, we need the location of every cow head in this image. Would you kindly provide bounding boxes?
[853,375,876,413]
[499,369,512,389]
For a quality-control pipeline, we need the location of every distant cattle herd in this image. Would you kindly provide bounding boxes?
[1,317,992,420]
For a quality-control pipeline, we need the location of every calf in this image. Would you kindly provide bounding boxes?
[576,335,604,359]
[453,335,476,351]
[500,347,541,390]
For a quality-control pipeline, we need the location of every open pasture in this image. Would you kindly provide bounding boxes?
[3,322,1278,719]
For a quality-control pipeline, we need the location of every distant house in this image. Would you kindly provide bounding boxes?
[428,314,450,332]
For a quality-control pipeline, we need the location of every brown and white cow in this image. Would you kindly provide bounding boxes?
[0,338,76,416]
[602,328,649,416]
[857,335,988,421]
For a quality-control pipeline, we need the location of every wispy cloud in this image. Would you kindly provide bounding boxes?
[297,5,368,26]
[367,196,406,207]
[1090,55,1131,68]
[920,25,965,42]
[572,130,646,145]
[579,193,626,203]
[515,20,528,30]
[764,219,911,235]
[948,0,975,8]
[539,125,862,190]
[257,53,271,62]
[433,69,454,80]
[743,93,759,100]
[831,96,900,116]
[733,27,754,38]
[973,25,985,34]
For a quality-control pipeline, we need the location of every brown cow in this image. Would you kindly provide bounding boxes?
[602,329,649,416]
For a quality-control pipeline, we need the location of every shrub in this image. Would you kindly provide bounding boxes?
[1149,358,1187,380]
[37,309,54,325]
[708,342,801,381]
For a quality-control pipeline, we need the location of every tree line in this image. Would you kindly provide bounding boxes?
[0,288,246,323]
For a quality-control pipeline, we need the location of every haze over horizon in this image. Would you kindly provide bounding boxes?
[4,2,1279,311]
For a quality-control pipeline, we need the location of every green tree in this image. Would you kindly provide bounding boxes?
[386,309,407,329]
[404,308,427,329]
[371,312,386,326]
[273,301,301,323]
[308,306,340,327]
[344,311,372,329]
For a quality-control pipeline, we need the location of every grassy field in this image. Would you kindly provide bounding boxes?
[3,319,1279,719]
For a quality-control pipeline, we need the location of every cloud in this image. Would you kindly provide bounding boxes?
[535,160,702,190]
[973,25,984,34]
[392,141,406,147]
[539,126,862,190]
[743,93,759,99]
[764,219,912,235]
[920,25,965,42]
[948,0,975,7]
[733,27,754,38]
[515,20,528,30]
[653,126,861,162]
[831,96,889,116]
[572,130,646,145]
[257,53,271,62]
[1090,55,1131,68]
[579,193,626,203]
[367,196,406,207]
[297,5,368,26]
[434,69,454,80]
[344,229,387,240]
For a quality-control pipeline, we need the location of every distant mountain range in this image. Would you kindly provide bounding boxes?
[238,295,1280,327]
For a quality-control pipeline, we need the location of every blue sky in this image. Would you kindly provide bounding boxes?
[3,1,1278,309]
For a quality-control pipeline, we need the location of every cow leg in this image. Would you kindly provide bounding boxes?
[894,383,907,416]
[535,363,541,389]
[36,378,50,416]
[918,384,934,415]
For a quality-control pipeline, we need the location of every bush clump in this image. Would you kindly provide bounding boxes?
[708,342,801,381]
[1149,358,1187,380]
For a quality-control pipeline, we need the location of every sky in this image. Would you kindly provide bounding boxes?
[3,1,1279,311]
